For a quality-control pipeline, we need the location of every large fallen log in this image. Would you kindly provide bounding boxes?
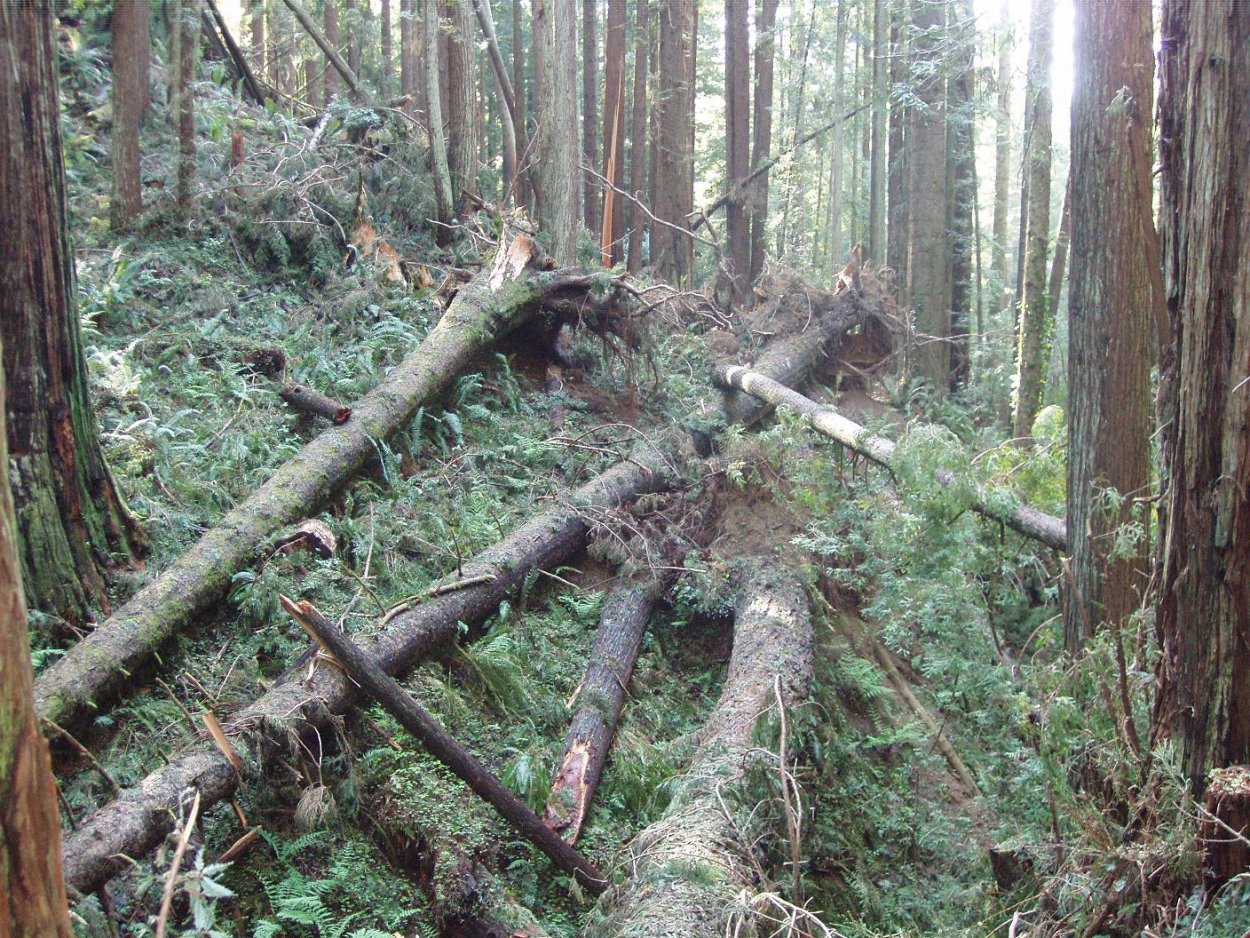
[543,572,664,843]
[36,240,614,732]
[285,598,607,893]
[719,284,885,427]
[59,430,688,896]
[717,364,1068,551]
[588,561,814,937]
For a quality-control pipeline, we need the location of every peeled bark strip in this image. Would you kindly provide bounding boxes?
[286,599,606,892]
[36,245,614,732]
[279,383,351,424]
[589,562,813,938]
[717,365,1068,551]
[60,447,684,896]
[719,287,883,427]
[543,573,663,843]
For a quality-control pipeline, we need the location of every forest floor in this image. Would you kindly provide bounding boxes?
[42,37,1246,938]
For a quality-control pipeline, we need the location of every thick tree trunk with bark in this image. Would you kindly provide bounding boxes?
[1012,0,1054,439]
[723,0,751,309]
[588,562,813,937]
[653,0,696,284]
[380,0,393,95]
[544,573,664,843]
[947,0,975,391]
[2,0,142,628]
[1156,0,1250,803]
[749,0,778,282]
[175,0,200,214]
[426,0,455,239]
[625,0,649,272]
[344,0,360,79]
[601,0,627,264]
[60,443,686,895]
[867,0,886,265]
[992,0,1011,291]
[582,0,601,238]
[111,0,147,229]
[249,0,265,79]
[534,0,582,264]
[34,242,613,732]
[444,0,479,207]
[885,4,907,290]
[512,0,530,210]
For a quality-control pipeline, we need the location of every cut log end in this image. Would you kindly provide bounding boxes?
[1202,765,1250,891]
[280,384,352,424]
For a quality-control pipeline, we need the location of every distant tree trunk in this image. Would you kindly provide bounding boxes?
[776,2,813,256]
[905,0,950,390]
[426,0,455,241]
[111,0,146,230]
[380,0,392,96]
[991,0,1011,291]
[1,0,143,628]
[443,0,479,209]
[175,0,199,214]
[582,0,601,237]
[1063,1,1152,654]
[473,0,518,199]
[534,0,582,264]
[1047,177,1071,321]
[1012,0,1054,439]
[398,0,411,100]
[303,27,321,107]
[324,0,338,104]
[867,0,886,264]
[249,0,265,79]
[601,0,626,264]
[885,2,907,295]
[625,0,649,272]
[0,16,84,925]
[1157,0,1250,801]
[748,0,777,282]
[947,0,975,390]
[270,0,296,97]
[827,0,848,267]
[723,0,751,309]
[512,0,531,210]
[344,0,360,79]
[653,0,695,284]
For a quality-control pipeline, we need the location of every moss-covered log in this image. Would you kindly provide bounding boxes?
[717,365,1068,551]
[588,561,813,937]
[36,243,616,733]
[543,572,663,843]
[60,444,687,896]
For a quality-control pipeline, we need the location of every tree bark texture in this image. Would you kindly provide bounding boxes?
[1012,0,1054,439]
[991,0,1011,290]
[1066,3,1152,649]
[1,0,142,628]
[110,0,146,229]
[175,0,200,214]
[904,0,950,391]
[34,246,612,733]
[582,0,601,237]
[625,0,649,272]
[716,365,1068,551]
[826,0,847,269]
[749,0,778,282]
[443,0,480,207]
[426,0,455,238]
[587,562,813,937]
[344,0,361,79]
[60,444,686,896]
[381,0,393,95]
[885,3,907,290]
[534,0,582,265]
[723,0,751,310]
[947,0,975,391]
[867,0,886,265]
[249,0,265,82]
[601,0,627,264]
[653,0,696,284]
[543,573,663,843]
[1156,0,1250,794]
[512,0,530,210]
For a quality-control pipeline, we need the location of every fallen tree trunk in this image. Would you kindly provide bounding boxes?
[543,572,664,843]
[717,365,1068,551]
[719,287,884,427]
[279,383,352,424]
[60,444,686,896]
[36,241,615,731]
[588,561,814,937]
[285,598,607,893]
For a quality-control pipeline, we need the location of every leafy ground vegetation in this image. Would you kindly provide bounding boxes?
[44,14,1247,938]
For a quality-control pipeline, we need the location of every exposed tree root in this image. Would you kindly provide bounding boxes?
[587,560,814,937]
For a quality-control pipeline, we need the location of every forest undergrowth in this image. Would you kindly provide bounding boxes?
[44,19,1250,938]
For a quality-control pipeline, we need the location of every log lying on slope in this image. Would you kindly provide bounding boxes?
[588,561,814,938]
[543,572,665,843]
[717,364,1068,551]
[37,239,615,732]
[58,427,690,896]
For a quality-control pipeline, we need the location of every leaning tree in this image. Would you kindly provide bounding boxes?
[1,0,143,626]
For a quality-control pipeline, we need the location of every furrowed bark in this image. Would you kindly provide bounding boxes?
[543,572,664,843]
[279,384,351,424]
[286,599,607,893]
[36,245,615,733]
[588,561,813,937]
[718,287,883,427]
[717,365,1068,551]
[60,446,684,896]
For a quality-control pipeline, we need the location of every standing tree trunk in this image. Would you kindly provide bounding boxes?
[867,0,886,265]
[444,0,480,210]
[905,0,950,390]
[1156,0,1250,801]
[1012,0,1054,439]
[426,0,455,240]
[175,0,200,215]
[111,0,147,230]
[1063,1,1152,654]
[399,0,412,102]
[653,0,695,284]
[723,0,751,309]
[0,11,81,928]
[473,0,519,199]
[324,0,338,105]
[3,0,142,628]
[344,0,360,80]
[748,0,778,282]
[991,0,1012,293]
[582,0,601,238]
[601,0,627,264]
[534,0,582,264]
[885,2,907,295]
[380,0,393,96]
[512,0,531,211]
[249,0,266,81]
[625,0,649,272]
[947,0,975,390]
